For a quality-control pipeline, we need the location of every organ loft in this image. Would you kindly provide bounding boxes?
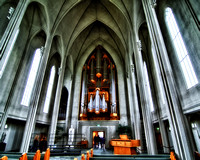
[79,46,119,120]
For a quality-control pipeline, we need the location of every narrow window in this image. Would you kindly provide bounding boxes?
[21,48,42,106]
[0,29,19,78]
[43,66,56,113]
[165,7,198,89]
[144,62,154,112]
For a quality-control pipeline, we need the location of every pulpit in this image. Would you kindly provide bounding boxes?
[111,139,140,155]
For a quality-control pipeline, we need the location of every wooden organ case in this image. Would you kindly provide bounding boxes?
[79,46,119,120]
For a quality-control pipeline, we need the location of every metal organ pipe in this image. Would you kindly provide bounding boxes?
[95,89,100,114]
[103,54,108,81]
[88,94,93,112]
[96,47,102,78]
[90,56,95,83]
[80,64,87,117]
[102,94,107,112]
[110,62,117,115]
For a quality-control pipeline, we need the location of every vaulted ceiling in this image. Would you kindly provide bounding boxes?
[45,0,134,64]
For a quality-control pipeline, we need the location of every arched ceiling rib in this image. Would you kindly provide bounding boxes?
[68,21,125,64]
[37,0,133,67]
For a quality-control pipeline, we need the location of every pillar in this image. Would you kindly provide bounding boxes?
[20,35,53,153]
[134,39,157,154]
[0,0,27,64]
[48,59,66,145]
[141,0,194,159]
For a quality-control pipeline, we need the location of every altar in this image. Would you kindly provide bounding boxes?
[110,139,140,155]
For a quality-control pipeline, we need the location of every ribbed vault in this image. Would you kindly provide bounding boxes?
[50,0,133,68]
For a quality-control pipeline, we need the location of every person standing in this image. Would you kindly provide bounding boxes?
[94,135,97,148]
[32,135,39,152]
[39,136,47,152]
[101,137,105,151]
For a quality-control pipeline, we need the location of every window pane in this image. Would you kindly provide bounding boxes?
[21,48,42,106]
[43,66,56,113]
[165,8,198,88]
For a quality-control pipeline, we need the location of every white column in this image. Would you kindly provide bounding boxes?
[130,64,142,147]
[64,77,73,132]
[20,35,53,153]
[48,59,66,146]
[141,0,194,159]
[0,0,27,61]
[134,39,157,154]
[151,46,170,153]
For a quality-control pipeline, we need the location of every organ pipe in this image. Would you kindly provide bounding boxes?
[90,56,95,83]
[110,62,117,115]
[88,94,93,112]
[103,54,108,82]
[95,89,100,114]
[102,94,108,112]
[96,47,102,78]
[80,64,87,117]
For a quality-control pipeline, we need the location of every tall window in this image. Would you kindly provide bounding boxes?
[21,48,42,106]
[43,66,56,113]
[165,7,198,89]
[0,29,19,78]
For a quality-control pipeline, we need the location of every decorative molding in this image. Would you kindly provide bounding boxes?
[58,67,62,75]
[7,7,15,20]
[131,64,135,72]
[151,0,157,8]
[137,40,142,51]
[40,46,45,54]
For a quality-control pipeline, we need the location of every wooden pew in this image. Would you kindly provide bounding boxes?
[43,148,50,160]
[81,154,85,160]
[33,150,40,160]
[19,153,28,160]
[0,156,8,160]
[170,151,176,160]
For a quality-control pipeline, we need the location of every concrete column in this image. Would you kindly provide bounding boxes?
[126,50,142,143]
[141,0,194,159]
[134,39,157,154]
[48,59,66,145]
[151,46,170,153]
[64,77,73,132]
[0,0,27,62]
[130,64,142,141]
[20,35,53,153]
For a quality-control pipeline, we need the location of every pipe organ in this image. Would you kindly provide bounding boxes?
[79,46,119,120]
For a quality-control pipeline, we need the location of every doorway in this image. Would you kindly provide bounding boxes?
[154,123,163,153]
[93,131,105,148]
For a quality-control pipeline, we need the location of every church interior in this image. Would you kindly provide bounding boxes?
[0,0,200,159]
